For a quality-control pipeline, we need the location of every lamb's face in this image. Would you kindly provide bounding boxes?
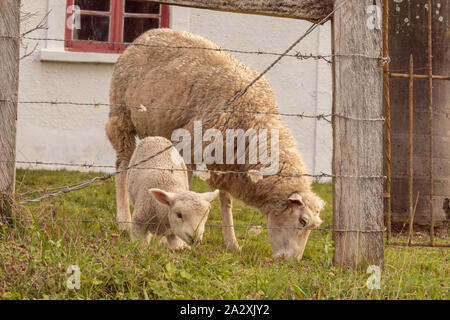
[149,189,219,245]
[266,192,323,260]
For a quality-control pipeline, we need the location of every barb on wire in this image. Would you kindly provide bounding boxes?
[15,1,350,205]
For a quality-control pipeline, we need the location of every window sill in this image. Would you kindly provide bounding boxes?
[40,48,120,64]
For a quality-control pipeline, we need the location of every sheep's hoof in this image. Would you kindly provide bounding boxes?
[224,241,241,252]
[118,223,130,233]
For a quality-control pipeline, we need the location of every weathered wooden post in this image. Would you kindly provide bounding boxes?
[332,0,385,268]
[156,0,333,22]
[0,0,20,222]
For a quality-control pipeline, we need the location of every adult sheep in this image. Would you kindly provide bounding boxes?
[106,29,324,260]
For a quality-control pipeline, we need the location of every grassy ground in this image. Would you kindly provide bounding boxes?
[0,169,448,299]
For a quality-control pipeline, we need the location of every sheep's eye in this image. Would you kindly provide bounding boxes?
[299,217,307,227]
[176,212,183,220]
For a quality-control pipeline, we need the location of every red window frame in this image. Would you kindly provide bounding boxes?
[65,0,170,53]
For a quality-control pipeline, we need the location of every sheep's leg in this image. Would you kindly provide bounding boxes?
[160,234,191,250]
[115,169,132,231]
[296,230,311,260]
[219,190,240,251]
[130,211,153,244]
[106,115,136,231]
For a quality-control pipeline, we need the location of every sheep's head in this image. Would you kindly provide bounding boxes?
[149,188,219,245]
[266,191,324,260]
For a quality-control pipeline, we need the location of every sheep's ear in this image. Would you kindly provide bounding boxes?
[149,188,175,206]
[202,189,219,202]
[288,193,304,207]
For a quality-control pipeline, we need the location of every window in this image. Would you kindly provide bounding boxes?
[65,0,170,53]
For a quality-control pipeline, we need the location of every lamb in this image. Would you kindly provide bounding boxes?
[106,28,324,260]
[126,136,219,249]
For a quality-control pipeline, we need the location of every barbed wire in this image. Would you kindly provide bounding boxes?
[9,160,386,180]
[2,215,387,233]
[9,160,386,201]
[0,99,387,123]
[33,35,335,63]
[0,34,387,65]
[6,159,386,200]
[12,1,353,205]
[0,99,334,122]
[7,159,336,179]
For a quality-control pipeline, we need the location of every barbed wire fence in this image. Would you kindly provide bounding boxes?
[1,0,385,236]
[1,0,445,252]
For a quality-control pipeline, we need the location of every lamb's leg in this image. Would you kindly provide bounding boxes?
[219,190,240,251]
[130,211,153,244]
[115,169,132,231]
[106,115,136,231]
[296,230,311,260]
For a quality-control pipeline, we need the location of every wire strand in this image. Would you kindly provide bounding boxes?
[0,99,387,122]
[0,34,386,64]
[2,215,387,233]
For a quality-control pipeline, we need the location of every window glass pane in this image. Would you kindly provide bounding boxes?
[73,15,110,42]
[124,17,159,43]
[125,1,160,14]
[74,0,110,12]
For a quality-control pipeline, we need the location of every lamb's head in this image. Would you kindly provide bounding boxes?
[149,188,219,245]
[265,191,324,260]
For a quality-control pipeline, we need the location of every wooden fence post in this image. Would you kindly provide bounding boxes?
[332,0,385,268]
[0,0,20,222]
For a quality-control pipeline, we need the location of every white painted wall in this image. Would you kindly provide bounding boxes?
[17,1,333,177]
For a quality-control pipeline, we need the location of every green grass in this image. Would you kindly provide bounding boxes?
[0,169,448,299]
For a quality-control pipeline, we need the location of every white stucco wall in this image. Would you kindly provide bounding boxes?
[17,1,333,177]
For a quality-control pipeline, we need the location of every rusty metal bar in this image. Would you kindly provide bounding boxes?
[407,54,414,246]
[390,73,450,81]
[387,242,450,248]
[408,193,420,246]
[428,0,435,246]
[383,0,392,244]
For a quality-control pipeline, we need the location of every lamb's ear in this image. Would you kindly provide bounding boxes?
[201,189,219,202]
[149,188,176,206]
[288,193,304,207]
